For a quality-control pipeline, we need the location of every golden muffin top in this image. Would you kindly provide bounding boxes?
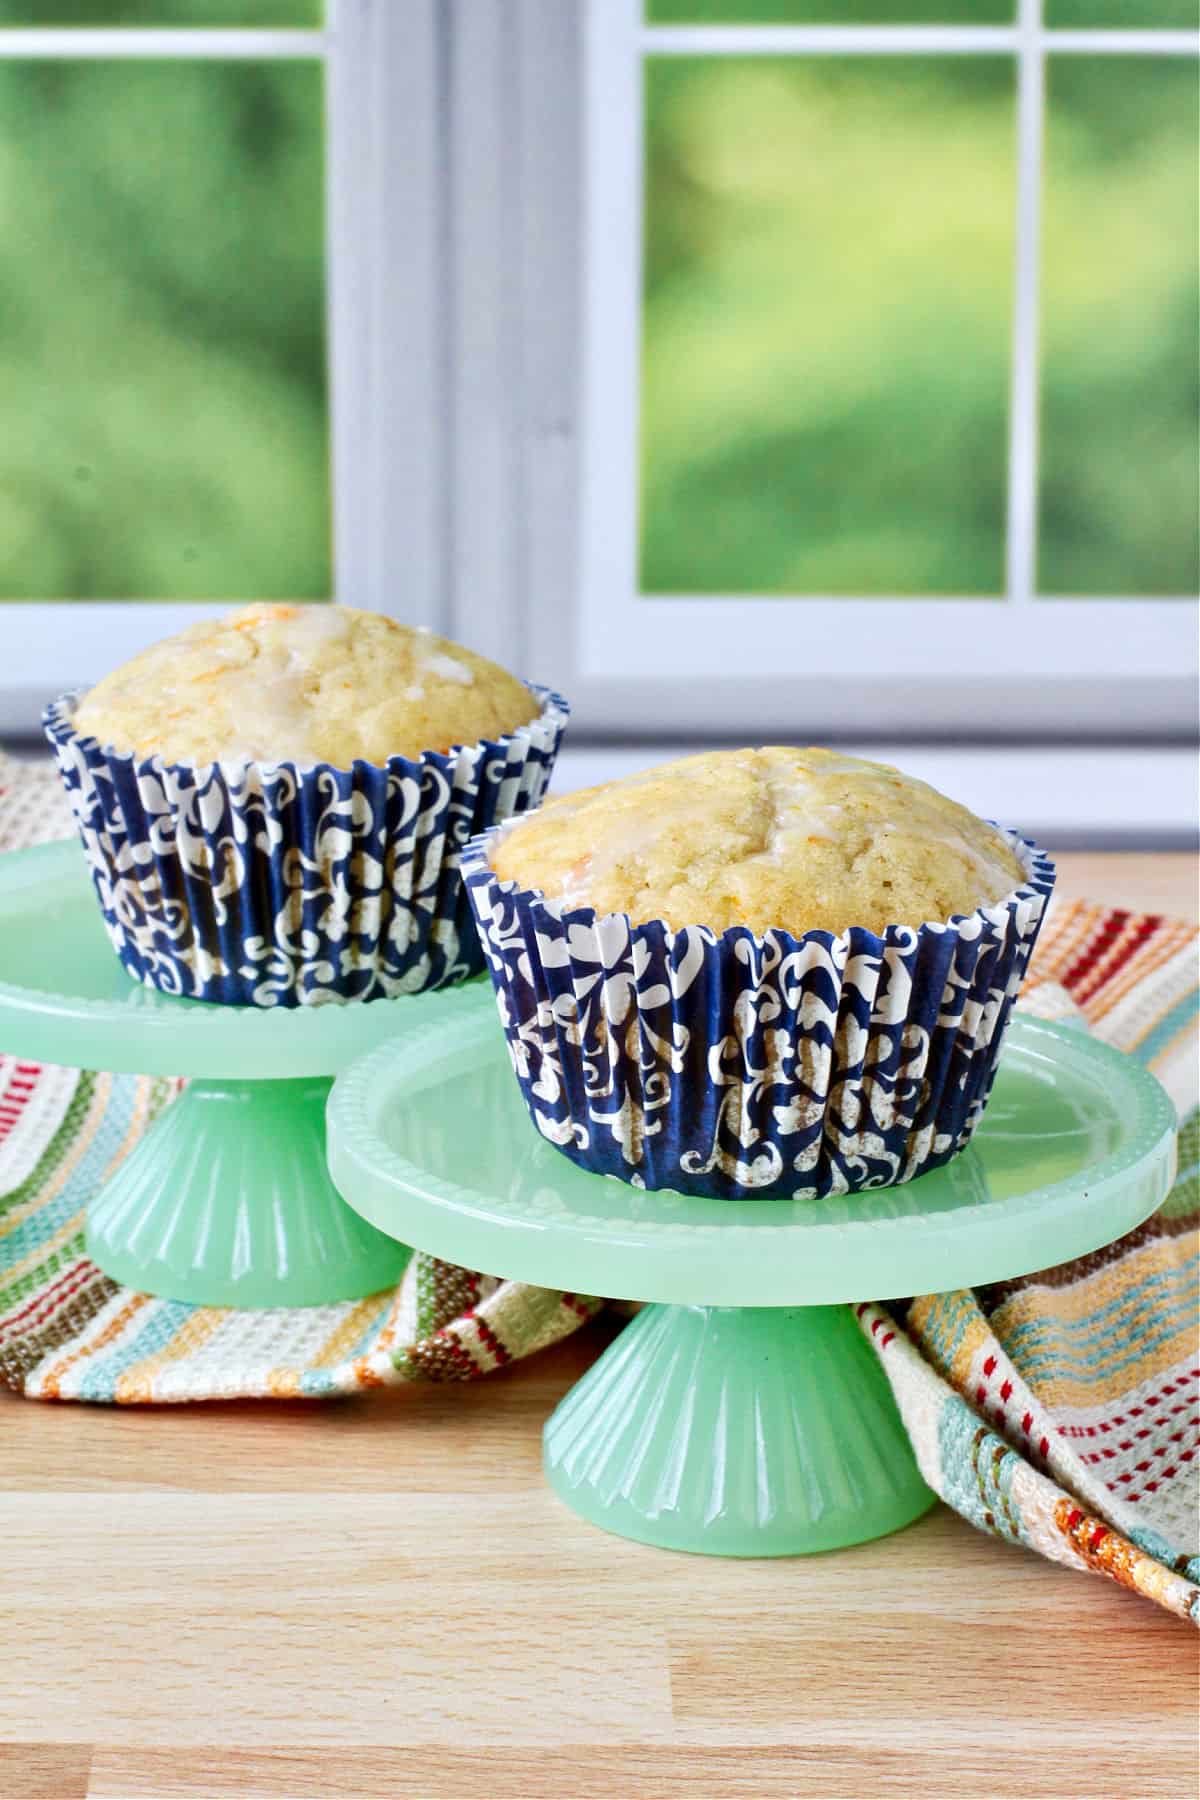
[72,604,541,766]
[490,746,1027,936]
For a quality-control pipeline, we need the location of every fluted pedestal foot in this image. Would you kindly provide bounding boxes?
[87,1077,410,1308]
[544,1302,935,1557]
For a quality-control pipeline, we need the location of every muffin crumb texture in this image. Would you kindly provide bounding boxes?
[491,746,1026,936]
[73,604,540,766]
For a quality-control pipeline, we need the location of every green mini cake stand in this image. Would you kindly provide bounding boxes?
[0,839,478,1308]
[327,982,1176,1558]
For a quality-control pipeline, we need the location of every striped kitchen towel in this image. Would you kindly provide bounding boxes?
[861,938,1198,1625]
[0,751,1196,1621]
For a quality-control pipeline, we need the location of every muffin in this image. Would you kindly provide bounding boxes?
[73,604,542,767]
[45,605,568,1006]
[464,747,1055,1201]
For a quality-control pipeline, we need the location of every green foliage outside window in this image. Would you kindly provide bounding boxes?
[639,53,1198,596]
[0,59,330,600]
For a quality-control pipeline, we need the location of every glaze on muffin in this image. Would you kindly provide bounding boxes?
[490,746,1025,936]
[73,604,540,766]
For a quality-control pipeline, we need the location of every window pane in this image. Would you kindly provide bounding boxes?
[0,2,321,25]
[646,2,1013,22]
[1046,1,1198,26]
[640,58,1015,596]
[0,60,330,601]
[1038,57,1198,596]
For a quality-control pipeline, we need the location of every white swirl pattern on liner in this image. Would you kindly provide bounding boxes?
[44,686,568,1008]
[463,828,1055,1202]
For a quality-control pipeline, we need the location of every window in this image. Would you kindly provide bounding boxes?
[3,1,1196,766]
[576,0,1199,735]
[0,51,331,602]
[0,0,442,725]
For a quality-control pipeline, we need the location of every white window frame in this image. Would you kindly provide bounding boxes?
[0,1,1195,753]
[0,0,446,730]
[577,0,1200,734]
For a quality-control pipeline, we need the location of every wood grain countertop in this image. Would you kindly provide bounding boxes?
[2,853,1197,1800]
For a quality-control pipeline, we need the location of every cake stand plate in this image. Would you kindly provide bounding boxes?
[0,839,477,1308]
[327,983,1177,1557]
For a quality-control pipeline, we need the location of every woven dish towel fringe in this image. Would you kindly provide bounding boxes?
[1,752,1196,1621]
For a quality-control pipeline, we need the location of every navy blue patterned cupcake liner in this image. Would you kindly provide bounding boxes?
[462,825,1055,1201]
[44,685,568,1008]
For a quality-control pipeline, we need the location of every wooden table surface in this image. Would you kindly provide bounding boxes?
[3,853,1197,1800]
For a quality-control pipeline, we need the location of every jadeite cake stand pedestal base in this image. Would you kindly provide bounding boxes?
[0,839,480,1308]
[327,982,1176,1558]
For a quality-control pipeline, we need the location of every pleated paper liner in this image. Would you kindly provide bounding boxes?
[44,685,569,1007]
[463,825,1055,1201]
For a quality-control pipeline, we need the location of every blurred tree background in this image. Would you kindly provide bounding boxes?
[647,3,1200,34]
[0,36,328,599]
[0,3,319,25]
[1039,56,1198,593]
[648,2,1013,20]
[1045,2,1198,24]
[640,47,1198,596]
[641,55,1017,595]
